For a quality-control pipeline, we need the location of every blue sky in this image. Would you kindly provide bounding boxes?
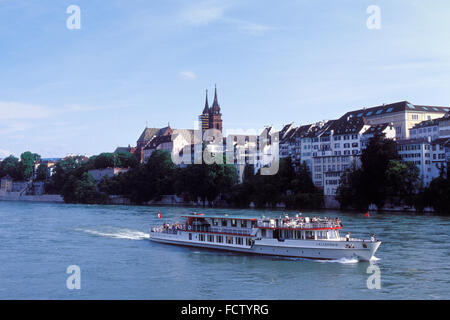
[1,0,450,158]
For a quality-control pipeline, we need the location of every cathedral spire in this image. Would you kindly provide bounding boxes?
[212,84,220,112]
[203,89,209,114]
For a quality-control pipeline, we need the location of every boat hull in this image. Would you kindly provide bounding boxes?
[149,232,380,261]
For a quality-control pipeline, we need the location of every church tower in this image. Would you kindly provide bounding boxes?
[209,84,223,132]
[199,89,210,132]
[198,85,223,133]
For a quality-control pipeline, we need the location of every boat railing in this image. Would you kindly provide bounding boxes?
[257,221,340,229]
[186,225,251,235]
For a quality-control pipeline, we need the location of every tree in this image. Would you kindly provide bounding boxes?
[20,151,41,180]
[385,160,420,206]
[336,134,403,210]
[0,155,24,180]
[62,172,107,204]
[35,164,48,181]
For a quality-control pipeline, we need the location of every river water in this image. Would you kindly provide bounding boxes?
[0,201,448,299]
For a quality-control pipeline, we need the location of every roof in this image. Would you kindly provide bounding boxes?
[143,135,172,150]
[327,115,370,135]
[344,101,450,120]
[397,137,432,145]
[411,118,441,130]
[181,214,257,221]
[137,128,161,143]
[362,123,392,136]
[137,126,173,143]
[431,137,450,146]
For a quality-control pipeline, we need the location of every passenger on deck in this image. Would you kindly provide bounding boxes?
[371,234,375,242]
[346,232,351,241]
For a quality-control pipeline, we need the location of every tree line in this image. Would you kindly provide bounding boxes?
[336,134,450,215]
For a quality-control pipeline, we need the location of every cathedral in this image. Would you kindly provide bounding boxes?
[198,85,223,133]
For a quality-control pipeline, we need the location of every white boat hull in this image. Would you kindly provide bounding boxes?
[149,231,380,261]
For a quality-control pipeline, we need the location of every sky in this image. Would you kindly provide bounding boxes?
[1,0,450,158]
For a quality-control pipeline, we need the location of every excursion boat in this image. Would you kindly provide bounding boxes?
[149,213,381,261]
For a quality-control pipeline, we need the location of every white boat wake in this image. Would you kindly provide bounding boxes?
[317,257,359,264]
[76,227,150,240]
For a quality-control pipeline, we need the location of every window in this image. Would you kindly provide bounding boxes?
[189,233,192,240]
[386,107,393,113]
[212,219,218,226]
[207,235,214,242]
[226,236,233,244]
[240,220,247,228]
[199,234,205,241]
[261,229,266,237]
[236,237,243,245]
[216,235,223,243]
[231,219,237,227]
[221,219,227,227]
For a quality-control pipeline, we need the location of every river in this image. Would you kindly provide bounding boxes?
[0,201,448,299]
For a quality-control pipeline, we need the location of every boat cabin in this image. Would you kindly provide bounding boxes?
[181,213,342,241]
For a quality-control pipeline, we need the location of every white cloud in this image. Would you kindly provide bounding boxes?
[182,3,225,26]
[0,101,52,119]
[179,2,272,35]
[178,71,197,80]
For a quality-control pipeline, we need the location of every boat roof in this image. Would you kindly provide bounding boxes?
[182,214,258,221]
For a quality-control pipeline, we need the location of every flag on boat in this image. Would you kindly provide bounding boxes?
[365,212,370,217]
[158,210,162,219]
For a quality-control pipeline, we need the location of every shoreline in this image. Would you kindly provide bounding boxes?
[0,193,440,216]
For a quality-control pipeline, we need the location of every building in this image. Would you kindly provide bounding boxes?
[410,119,440,141]
[88,167,130,183]
[198,85,223,133]
[342,101,449,140]
[397,138,436,186]
[0,175,13,192]
[438,112,450,138]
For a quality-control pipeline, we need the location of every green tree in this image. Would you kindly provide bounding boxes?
[336,134,402,210]
[20,151,40,180]
[385,160,420,206]
[0,155,24,180]
[35,164,48,181]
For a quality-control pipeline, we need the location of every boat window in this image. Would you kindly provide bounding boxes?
[221,219,227,227]
[240,220,247,228]
[212,219,218,226]
[251,220,257,228]
[231,219,237,227]
[226,236,233,244]
[317,231,327,239]
[261,229,266,237]
[207,235,214,242]
[236,237,243,245]
[246,238,251,246]
[199,234,205,241]
[305,231,314,240]
[216,235,223,243]
[189,233,192,240]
